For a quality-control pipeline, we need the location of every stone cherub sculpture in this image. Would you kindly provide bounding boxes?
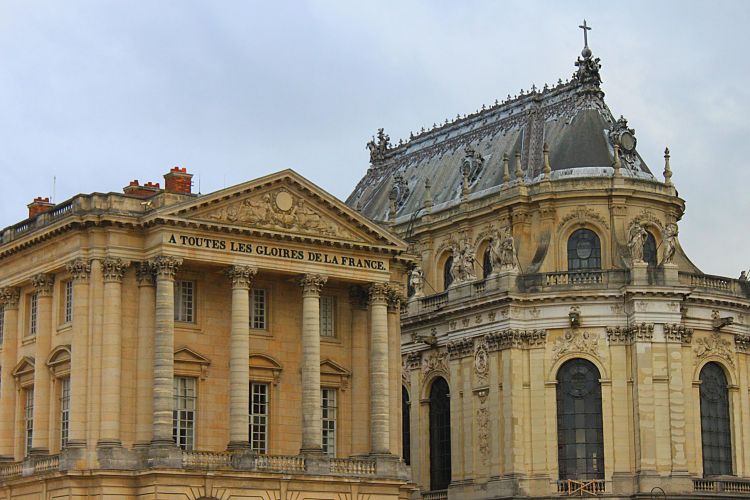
[408,265,425,298]
[627,223,648,264]
[662,223,679,265]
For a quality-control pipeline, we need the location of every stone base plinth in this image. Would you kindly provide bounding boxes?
[662,263,679,286]
[630,261,649,285]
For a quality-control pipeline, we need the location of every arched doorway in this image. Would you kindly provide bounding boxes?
[429,377,451,490]
[556,358,604,480]
[700,362,732,475]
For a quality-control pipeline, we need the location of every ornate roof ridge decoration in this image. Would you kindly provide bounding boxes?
[606,323,656,345]
[552,329,600,362]
[694,331,735,368]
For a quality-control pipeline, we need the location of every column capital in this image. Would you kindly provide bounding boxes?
[135,261,156,287]
[102,257,130,283]
[225,265,258,289]
[386,283,406,310]
[0,287,21,310]
[65,258,92,282]
[300,274,327,297]
[368,282,389,305]
[150,255,183,280]
[31,273,55,296]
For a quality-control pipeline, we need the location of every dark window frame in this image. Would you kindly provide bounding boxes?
[567,228,602,271]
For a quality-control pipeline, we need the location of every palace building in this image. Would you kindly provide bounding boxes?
[0,169,413,498]
[347,36,750,499]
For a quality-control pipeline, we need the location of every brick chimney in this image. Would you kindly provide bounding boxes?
[123,180,162,198]
[164,167,193,194]
[27,197,54,218]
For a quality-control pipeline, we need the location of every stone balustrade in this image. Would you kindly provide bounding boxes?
[329,457,376,475]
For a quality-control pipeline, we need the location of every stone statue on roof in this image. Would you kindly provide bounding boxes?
[366,128,391,164]
[662,223,679,265]
[409,265,425,298]
[628,223,648,264]
[489,227,518,273]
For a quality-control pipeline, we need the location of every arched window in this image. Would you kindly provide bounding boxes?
[556,359,604,480]
[567,229,601,271]
[700,362,732,476]
[643,231,657,267]
[443,255,454,290]
[483,246,492,279]
[402,387,411,464]
[429,377,451,490]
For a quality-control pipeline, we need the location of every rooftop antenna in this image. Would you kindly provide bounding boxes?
[52,176,56,203]
[197,173,202,195]
[579,19,592,58]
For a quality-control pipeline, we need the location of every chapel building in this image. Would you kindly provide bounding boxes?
[0,168,413,499]
[347,39,750,498]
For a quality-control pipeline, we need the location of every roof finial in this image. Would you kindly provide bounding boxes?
[502,153,510,184]
[663,147,673,186]
[579,19,592,59]
[514,152,524,185]
[613,144,622,177]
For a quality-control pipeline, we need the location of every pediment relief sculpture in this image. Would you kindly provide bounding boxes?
[191,188,357,241]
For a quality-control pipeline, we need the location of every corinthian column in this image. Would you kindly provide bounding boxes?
[134,262,156,446]
[150,255,182,446]
[65,258,91,448]
[99,257,129,446]
[31,273,54,455]
[299,273,327,454]
[226,265,257,449]
[369,282,390,455]
[0,288,20,458]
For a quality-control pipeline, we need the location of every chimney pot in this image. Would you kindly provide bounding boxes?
[164,166,193,194]
[28,197,55,218]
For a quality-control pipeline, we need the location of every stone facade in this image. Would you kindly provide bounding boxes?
[349,45,750,498]
[0,170,414,499]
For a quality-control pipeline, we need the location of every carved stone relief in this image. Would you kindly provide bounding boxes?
[558,207,610,230]
[694,332,735,368]
[476,403,490,465]
[664,324,693,344]
[474,337,489,383]
[195,188,355,240]
[552,330,600,362]
[422,351,449,376]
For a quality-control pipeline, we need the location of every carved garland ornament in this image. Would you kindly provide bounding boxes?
[558,207,610,230]
[476,403,490,465]
[474,337,489,383]
[421,351,449,376]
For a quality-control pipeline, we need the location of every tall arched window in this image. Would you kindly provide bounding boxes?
[556,359,604,480]
[402,386,411,465]
[643,231,657,267]
[567,229,601,271]
[483,246,492,279]
[429,377,451,490]
[443,255,454,290]
[700,362,732,476]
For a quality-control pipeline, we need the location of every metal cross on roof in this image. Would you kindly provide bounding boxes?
[579,19,591,48]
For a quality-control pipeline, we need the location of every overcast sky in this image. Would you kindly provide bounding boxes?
[0,1,748,277]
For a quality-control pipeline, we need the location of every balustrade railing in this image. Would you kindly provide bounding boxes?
[182,450,233,469]
[694,478,750,493]
[255,454,306,473]
[422,489,448,500]
[556,479,606,496]
[545,271,604,286]
[329,457,375,475]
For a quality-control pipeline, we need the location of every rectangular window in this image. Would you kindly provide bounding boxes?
[320,296,335,337]
[321,388,337,457]
[172,377,196,450]
[250,289,267,330]
[60,377,70,448]
[24,388,34,456]
[0,304,4,346]
[63,280,73,324]
[29,293,38,336]
[250,382,269,453]
[174,281,195,323]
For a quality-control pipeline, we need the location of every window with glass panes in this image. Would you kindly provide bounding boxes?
[60,377,70,448]
[172,377,196,450]
[63,280,73,324]
[321,388,337,457]
[0,304,4,346]
[29,293,38,336]
[250,383,269,453]
[24,388,34,456]
[174,281,195,323]
[320,296,335,337]
[251,289,267,330]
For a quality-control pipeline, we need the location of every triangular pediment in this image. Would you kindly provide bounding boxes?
[154,169,407,249]
[174,346,211,366]
[320,358,351,377]
[12,356,35,378]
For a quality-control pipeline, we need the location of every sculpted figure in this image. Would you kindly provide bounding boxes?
[488,228,517,272]
[628,223,648,263]
[662,223,679,265]
[409,265,425,298]
[448,240,476,286]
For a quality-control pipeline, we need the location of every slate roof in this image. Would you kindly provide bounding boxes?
[347,49,654,221]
